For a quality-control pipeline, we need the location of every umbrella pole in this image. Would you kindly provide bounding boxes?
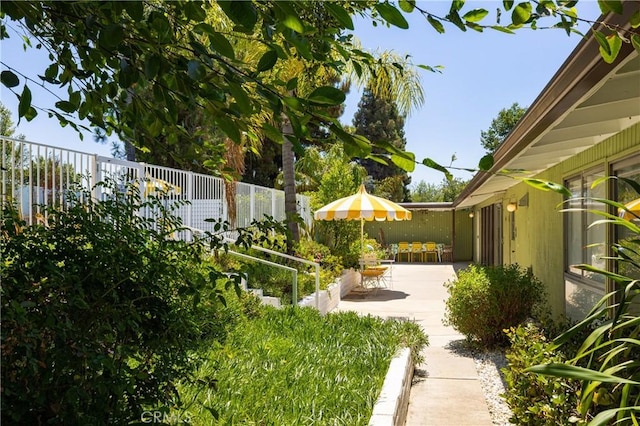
[360,218,364,285]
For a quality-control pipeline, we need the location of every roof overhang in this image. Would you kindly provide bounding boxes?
[454,7,640,209]
[399,202,454,211]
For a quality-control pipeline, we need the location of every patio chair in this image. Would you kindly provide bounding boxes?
[411,241,424,262]
[397,242,411,262]
[361,253,391,288]
[361,268,387,289]
[441,244,453,262]
[424,241,439,262]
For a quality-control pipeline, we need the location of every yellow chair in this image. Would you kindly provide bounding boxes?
[424,242,438,262]
[411,242,424,262]
[361,253,390,288]
[397,242,411,262]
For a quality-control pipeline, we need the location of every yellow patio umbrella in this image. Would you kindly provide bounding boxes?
[314,184,412,265]
[143,177,181,197]
[619,198,640,220]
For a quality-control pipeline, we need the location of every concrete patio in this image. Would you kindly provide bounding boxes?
[336,263,494,426]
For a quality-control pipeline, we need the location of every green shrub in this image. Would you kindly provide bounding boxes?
[0,182,228,424]
[528,284,640,424]
[502,323,581,425]
[443,264,545,347]
[240,261,298,303]
[295,238,344,278]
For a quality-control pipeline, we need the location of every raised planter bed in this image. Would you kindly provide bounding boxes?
[243,269,415,425]
[368,347,414,426]
[299,268,361,314]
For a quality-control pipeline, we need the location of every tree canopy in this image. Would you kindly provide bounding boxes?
[480,102,528,154]
[411,177,468,202]
[0,101,21,138]
[354,88,410,201]
[1,1,638,176]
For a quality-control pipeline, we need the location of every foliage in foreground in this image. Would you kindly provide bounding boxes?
[521,176,640,425]
[527,279,640,424]
[4,1,631,172]
[175,305,428,425]
[502,322,581,425]
[443,264,546,347]
[0,183,220,423]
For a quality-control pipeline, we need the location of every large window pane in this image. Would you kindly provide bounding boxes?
[566,177,583,275]
[564,168,605,287]
[615,157,640,281]
[586,171,606,284]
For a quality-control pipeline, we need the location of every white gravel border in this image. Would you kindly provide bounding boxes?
[447,341,514,425]
[473,350,513,426]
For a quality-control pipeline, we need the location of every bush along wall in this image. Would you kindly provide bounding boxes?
[506,177,640,425]
[502,323,581,425]
[443,264,546,348]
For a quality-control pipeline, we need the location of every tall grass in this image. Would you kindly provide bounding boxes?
[174,306,427,425]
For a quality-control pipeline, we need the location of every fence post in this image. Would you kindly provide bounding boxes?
[222,181,228,224]
[90,154,100,201]
[187,171,193,239]
[250,184,255,224]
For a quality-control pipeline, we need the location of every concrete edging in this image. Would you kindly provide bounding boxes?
[299,268,361,315]
[369,347,414,426]
[299,271,414,425]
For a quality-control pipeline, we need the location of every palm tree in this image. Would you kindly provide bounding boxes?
[346,49,425,118]
[276,47,426,250]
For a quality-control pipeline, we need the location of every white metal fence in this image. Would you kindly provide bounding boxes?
[1,137,312,235]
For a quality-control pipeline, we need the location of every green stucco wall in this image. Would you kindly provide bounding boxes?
[363,209,473,261]
[474,122,639,318]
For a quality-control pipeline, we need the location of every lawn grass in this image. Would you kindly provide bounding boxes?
[174,305,427,425]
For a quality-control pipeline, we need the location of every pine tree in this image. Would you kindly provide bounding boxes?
[353,88,410,201]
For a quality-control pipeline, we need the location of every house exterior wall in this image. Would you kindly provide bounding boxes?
[364,210,473,261]
[473,122,639,319]
[453,210,473,261]
[505,168,566,318]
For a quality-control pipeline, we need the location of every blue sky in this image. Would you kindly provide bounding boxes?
[1,1,602,185]
[341,1,602,185]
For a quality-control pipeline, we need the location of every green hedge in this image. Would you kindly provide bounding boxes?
[502,323,580,425]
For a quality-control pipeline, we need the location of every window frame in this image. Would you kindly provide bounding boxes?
[563,166,607,291]
[611,153,640,278]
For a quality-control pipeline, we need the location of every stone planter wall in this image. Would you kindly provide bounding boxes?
[368,348,414,426]
[339,268,361,298]
[299,268,361,314]
[299,281,340,315]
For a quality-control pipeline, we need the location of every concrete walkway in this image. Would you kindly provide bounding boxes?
[336,263,493,426]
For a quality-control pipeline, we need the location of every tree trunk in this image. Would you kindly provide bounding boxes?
[281,114,300,251]
[125,140,136,162]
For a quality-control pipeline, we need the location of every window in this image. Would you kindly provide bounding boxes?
[613,155,640,281]
[565,168,606,287]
